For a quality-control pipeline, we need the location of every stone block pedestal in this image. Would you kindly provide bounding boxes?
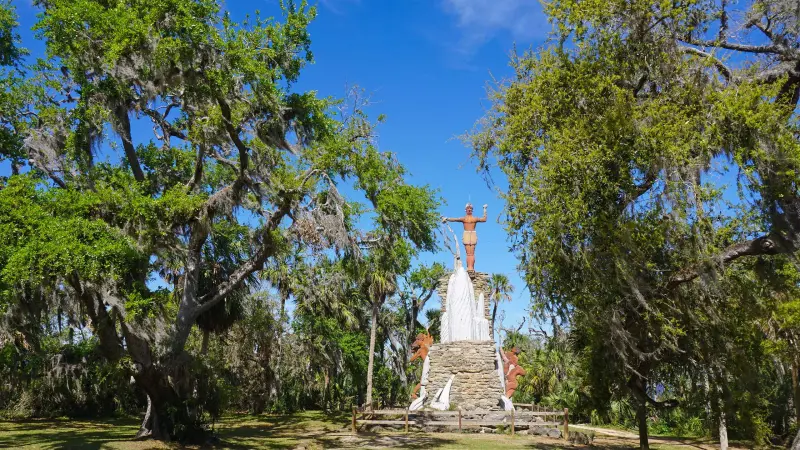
[424,340,504,410]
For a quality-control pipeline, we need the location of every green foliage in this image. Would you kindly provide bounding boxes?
[0,336,139,418]
[0,0,441,440]
[0,176,143,299]
[649,409,705,438]
[424,309,441,339]
[471,0,800,445]
[0,0,27,174]
[503,331,589,420]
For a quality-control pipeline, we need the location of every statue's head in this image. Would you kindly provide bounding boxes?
[465,203,473,215]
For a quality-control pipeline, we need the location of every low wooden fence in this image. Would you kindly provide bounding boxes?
[351,407,569,439]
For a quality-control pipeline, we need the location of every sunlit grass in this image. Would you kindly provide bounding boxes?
[0,410,743,449]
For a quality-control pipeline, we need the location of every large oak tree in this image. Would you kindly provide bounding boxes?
[1,0,438,441]
[471,0,800,448]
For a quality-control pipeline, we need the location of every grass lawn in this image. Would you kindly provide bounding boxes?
[0,411,739,449]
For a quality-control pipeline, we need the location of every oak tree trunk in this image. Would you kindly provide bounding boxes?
[131,366,181,441]
[135,394,170,441]
[636,400,650,450]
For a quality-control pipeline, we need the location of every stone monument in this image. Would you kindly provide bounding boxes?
[409,203,514,411]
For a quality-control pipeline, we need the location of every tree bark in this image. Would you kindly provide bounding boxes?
[135,394,170,441]
[703,370,712,427]
[709,367,730,450]
[131,367,193,442]
[114,105,145,183]
[719,408,728,450]
[636,400,650,450]
[365,296,381,410]
[791,428,800,450]
[80,280,199,442]
[402,298,418,389]
[792,359,800,423]
[201,330,210,356]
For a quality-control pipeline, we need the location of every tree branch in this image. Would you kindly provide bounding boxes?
[718,0,728,42]
[628,375,680,409]
[28,158,67,188]
[668,233,786,288]
[620,167,659,212]
[114,105,145,182]
[777,63,800,110]
[186,144,205,191]
[749,61,800,84]
[679,46,733,82]
[747,19,775,41]
[684,38,781,55]
[515,317,527,333]
[217,97,248,175]
[68,275,123,361]
[142,107,187,140]
[208,150,238,171]
[195,199,293,313]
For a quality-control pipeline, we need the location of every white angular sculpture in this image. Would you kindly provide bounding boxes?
[495,348,506,392]
[440,266,490,343]
[440,304,450,344]
[500,395,515,411]
[473,293,490,340]
[409,356,431,411]
[496,349,514,410]
[442,267,477,342]
[430,375,455,411]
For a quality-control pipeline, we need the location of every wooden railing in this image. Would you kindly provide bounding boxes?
[351,407,569,439]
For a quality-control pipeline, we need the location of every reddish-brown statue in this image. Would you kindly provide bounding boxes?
[410,333,434,399]
[442,203,488,271]
[502,347,526,398]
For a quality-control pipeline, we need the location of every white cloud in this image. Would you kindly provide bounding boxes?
[440,0,549,53]
[319,0,360,15]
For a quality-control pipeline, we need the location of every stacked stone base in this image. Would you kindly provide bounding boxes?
[424,340,504,411]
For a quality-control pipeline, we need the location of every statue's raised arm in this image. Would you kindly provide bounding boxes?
[477,204,488,223]
[441,215,465,223]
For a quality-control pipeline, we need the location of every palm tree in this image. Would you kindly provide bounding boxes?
[488,273,514,340]
[364,268,396,410]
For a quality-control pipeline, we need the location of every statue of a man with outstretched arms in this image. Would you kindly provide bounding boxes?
[441,203,487,271]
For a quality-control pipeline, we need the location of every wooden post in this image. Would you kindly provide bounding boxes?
[352,406,357,434]
[511,408,515,436]
[405,409,409,433]
[458,409,462,432]
[563,408,569,441]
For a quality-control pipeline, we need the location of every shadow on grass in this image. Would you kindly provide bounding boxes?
[2,412,622,449]
[0,417,142,450]
[211,411,458,449]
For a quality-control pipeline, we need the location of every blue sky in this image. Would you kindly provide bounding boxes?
[9,0,554,333]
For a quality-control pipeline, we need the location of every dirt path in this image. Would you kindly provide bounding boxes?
[571,424,744,450]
